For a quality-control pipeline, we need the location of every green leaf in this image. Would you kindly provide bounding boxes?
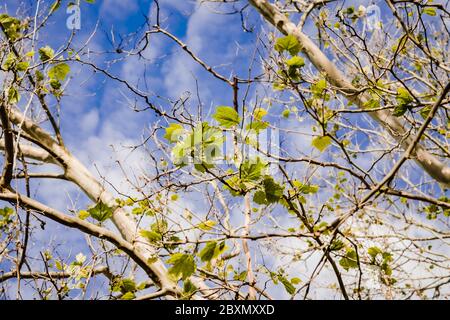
[199,241,226,262]
[419,106,431,119]
[286,56,305,68]
[262,176,284,203]
[233,271,247,281]
[253,190,268,205]
[7,87,20,104]
[140,230,161,243]
[167,253,196,280]
[2,53,16,71]
[120,292,135,300]
[16,61,29,72]
[423,7,436,16]
[246,120,269,131]
[87,202,113,222]
[36,70,44,82]
[290,277,301,285]
[151,220,168,234]
[240,157,267,182]
[368,246,382,259]
[282,109,290,118]
[392,104,408,117]
[164,123,184,143]
[55,260,64,271]
[0,14,22,41]
[312,136,332,152]
[84,0,96,3]
[183,279,197,297]
[50,0,61,13]
[363,98,380,109]
[394,87,413,116]
[197,220,217,231]
[278,275,296,295]
[194,162,214,173]
[275,35,301,56]
[49,79,62,91]
[0,207,14,228]
[339,249,358,271]
[120,278,137,293]
[253,107,268,120]
[293,180,319,194]
[213,106,240,128]
[48,63,70,81]
[78,210,89,220]
[330,239,345,251]
[39,46,55,62]
[311,79,327,97]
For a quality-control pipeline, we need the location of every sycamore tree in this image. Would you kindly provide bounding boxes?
[0,0,449,300]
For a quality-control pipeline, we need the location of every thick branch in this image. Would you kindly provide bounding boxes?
[0,190,176,294]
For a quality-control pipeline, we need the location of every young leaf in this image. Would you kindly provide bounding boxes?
[48,63,70,81]
[253,190,268,205]
[87,202,113,222]
[7,87,20,104]
[139,230,161,243]
[120,292,135,300]
[183,279,197,297]
[311,79,327,97]
[120,278,137,293]
[39,46,55,62]
[50,0,61,13]
[240,157,267,182]
[2,53,16,71]
[262,176,284,203]
[286,56,305,68]
[197,220,217,231]
[394,87,414,117]
[293,180,319,194]
[368,246,382,259]
[213,106,240,128]
[167,253,196,280]
[339,249,358,271]
[275,35,301,56]
[392,104,408,117]
[164,123,184,143]
[419,106,431,119]
[253,107,268,120]
[246,120,269,131]
[278,275,296,295]
[312,136,332,152]
[16,61,29,72]
[234,271,247,281]
[78,210,89,220]
[423,7,436,16]
[0,14,22,41]
[198,241,226,262]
